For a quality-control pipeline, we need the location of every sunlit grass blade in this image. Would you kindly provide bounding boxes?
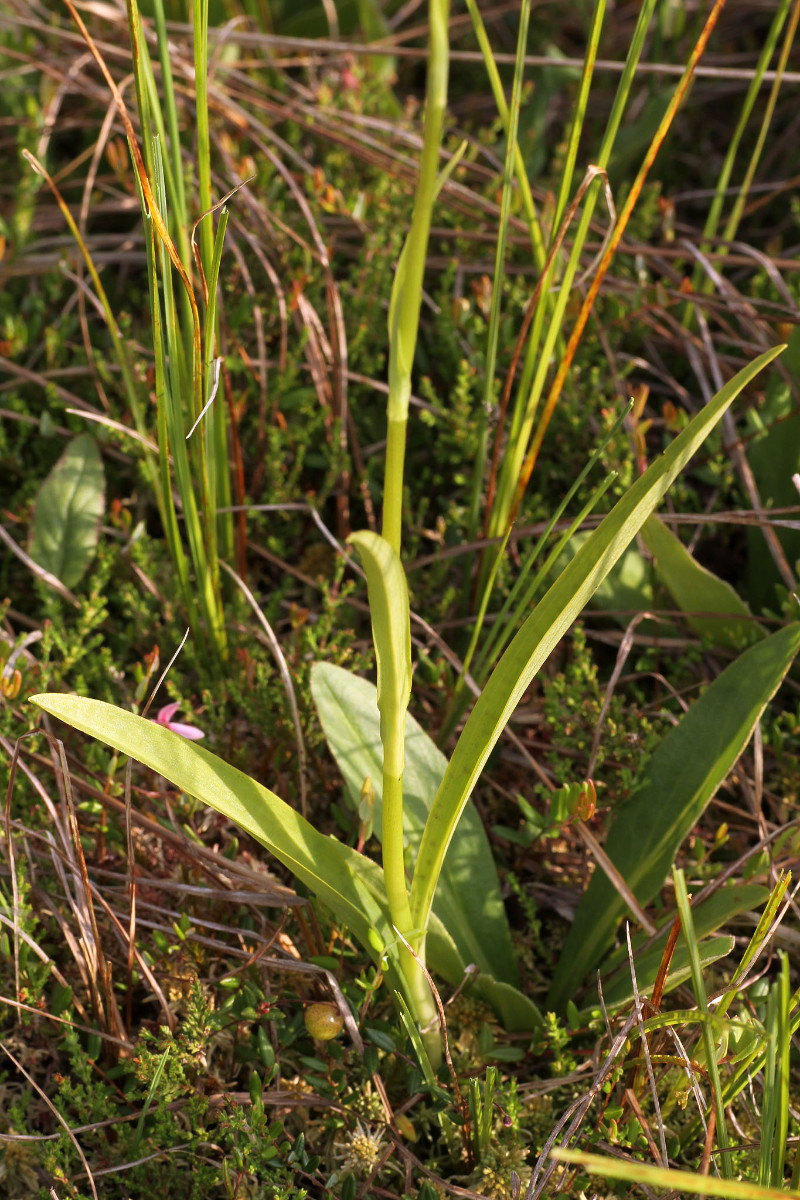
[28,694,406,994]
[465,0,531,545]
[551,1147,800,1199]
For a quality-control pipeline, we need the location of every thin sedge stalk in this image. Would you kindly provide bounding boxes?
[682,0,791,322]
[760,981,779,1186]
[150,0,189,240]
[465,0,532,547]
[506,0,726,526]
[674,869,732,1179]
[146,215,198,631]
[126,0,153,179]
[488,0,658,542]
[202,210,233,643]
[719,0,799,252]
[152,146,223,658]
[459,402,630,725]
[193,0,234,570]
[553,0,606,233]
[193,0,214,282]
[382,0,449,553]
[770,954,790,1186]
[462,0,546,267]
[148,0,196,365]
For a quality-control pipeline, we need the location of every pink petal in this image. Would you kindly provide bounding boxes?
[156,702,180,725]
[167,721,204,740]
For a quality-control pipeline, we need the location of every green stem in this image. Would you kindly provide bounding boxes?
[383,0,449,551]
[382,418,408,556]
[381,772,414,942]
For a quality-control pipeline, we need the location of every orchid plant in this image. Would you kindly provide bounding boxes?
[28,0,793,1068]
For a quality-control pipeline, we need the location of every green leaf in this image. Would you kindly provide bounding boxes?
[28,434,105,588]
[552,533,654,622]
[27,695,406,992]
[410,346,785,936]
[642,515,763,649]
[474,976,541,1033]
[597,881,769,1003]
[310,663,519,987]
[553,1145,799,1199]
[347,531,411,779]
[549,622,800,1011]
[596,934,735,1013]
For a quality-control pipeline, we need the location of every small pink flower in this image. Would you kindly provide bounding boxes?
[154,702,204,740]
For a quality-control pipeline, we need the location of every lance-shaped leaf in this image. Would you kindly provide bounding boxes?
[549,622,800,1011]
[29,434,105,588]
[27,696,407,990]
[594,882,769,1012]
[409,346,784,935]
[642,514,764,649]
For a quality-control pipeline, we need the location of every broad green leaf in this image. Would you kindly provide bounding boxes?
[548,622,800,1011]
[311,663,519,987]
[410,346,785,934]
[29,434,105,588]
[552,533,654,621]
[475,976,541,1033]
[746,325,800,610]
[27,695,410,995]
[642,515,763,649]
[592,879,768,1011]
[590,936,735,1013]
[424,905,541,1032]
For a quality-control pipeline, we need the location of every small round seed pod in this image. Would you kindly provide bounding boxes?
[304,1001,344,1041]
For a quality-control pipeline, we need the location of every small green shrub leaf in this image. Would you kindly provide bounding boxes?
[549,622,800,1011]
[28,434,105,588]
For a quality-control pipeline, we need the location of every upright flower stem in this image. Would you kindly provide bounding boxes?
[371,0,450,1064]
[383,0,450,553]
